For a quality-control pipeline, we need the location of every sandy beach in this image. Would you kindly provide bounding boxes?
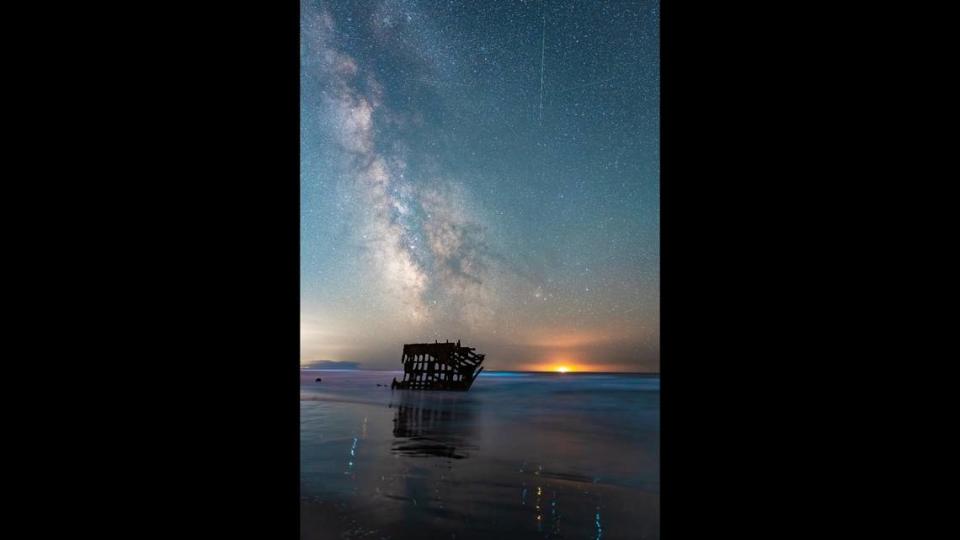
[300,370,659,539]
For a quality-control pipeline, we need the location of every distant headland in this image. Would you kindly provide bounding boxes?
[301,360,361,370]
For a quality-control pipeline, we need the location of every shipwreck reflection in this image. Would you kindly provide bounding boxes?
[389,392,478,459]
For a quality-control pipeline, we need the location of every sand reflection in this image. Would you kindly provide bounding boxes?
[389,391,479,460]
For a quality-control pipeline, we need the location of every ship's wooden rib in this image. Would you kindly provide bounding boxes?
[391,341,485,391]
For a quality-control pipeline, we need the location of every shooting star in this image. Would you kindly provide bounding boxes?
[538,8,546,126]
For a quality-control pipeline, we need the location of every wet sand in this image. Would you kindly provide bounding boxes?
[301,370,659,539]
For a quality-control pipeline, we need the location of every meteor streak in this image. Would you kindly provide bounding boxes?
[538,9,546,125]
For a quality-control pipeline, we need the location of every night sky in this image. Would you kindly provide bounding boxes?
[301,0,659,372]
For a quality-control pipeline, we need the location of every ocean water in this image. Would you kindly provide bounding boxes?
[300,370,659,539]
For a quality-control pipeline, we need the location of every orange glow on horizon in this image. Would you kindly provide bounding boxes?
[522,360,590,373]
[518,359,633,373]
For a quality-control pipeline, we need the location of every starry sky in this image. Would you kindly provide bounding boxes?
[301,0,659,372]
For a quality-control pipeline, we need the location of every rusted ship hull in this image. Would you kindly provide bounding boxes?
[391,340,485,391]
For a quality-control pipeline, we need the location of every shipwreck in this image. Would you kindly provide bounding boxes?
[391,340,485,391]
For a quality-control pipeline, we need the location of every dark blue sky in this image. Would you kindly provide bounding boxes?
[301,0,659,371]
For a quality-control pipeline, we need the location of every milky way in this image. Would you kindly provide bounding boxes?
[301,0,659,371]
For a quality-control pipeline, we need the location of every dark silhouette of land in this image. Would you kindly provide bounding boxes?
[301,360,360,370]
[391,340,485,391]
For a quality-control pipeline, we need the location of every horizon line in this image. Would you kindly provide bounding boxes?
[300,367,659,375]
